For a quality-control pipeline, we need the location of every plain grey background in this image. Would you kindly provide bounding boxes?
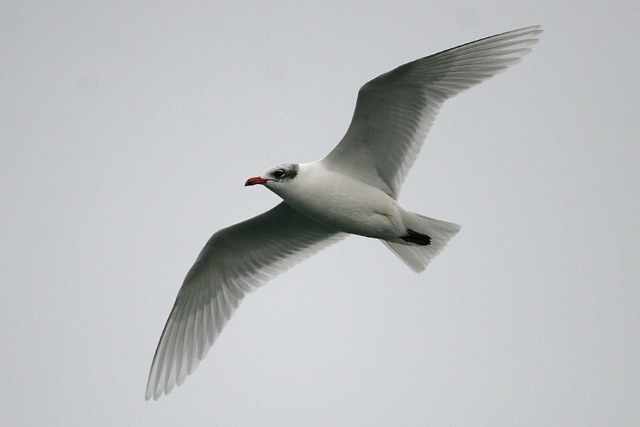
[2,1,639,426]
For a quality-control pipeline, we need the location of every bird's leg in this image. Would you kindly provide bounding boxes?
[400,229,431,246]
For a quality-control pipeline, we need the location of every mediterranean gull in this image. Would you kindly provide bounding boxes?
[146,26,542,400]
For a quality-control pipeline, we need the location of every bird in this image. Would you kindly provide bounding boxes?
[146,25,542,400]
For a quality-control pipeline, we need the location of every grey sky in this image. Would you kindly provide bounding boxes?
[2,1,639,426]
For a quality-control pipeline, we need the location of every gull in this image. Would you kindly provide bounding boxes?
[146,26,542,400]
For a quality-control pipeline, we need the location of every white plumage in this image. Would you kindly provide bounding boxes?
[146,26,542,400]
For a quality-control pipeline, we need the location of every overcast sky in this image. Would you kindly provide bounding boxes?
[2,1,639,426]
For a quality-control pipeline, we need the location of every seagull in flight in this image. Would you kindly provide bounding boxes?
[146,26,542,400]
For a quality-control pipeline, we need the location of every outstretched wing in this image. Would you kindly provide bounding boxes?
[146,202,346,400]
[322,26,542,199]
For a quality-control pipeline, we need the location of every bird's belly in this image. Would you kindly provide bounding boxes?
[284,181,404,239]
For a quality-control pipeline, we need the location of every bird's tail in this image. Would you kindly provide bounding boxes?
[381,213,460,273]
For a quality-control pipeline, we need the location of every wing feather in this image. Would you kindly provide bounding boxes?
[322,26,542,198]
[146,202,346,400]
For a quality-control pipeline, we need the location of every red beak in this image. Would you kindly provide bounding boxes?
[245,177,270,186]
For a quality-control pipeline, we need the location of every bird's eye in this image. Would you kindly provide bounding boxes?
[273,169,285,178]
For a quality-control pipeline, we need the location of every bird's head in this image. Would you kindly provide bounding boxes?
[245,163,300,189]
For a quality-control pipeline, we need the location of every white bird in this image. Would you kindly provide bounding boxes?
[146,26,542,400]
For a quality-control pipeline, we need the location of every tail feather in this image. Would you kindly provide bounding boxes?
[382,214,460,273]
